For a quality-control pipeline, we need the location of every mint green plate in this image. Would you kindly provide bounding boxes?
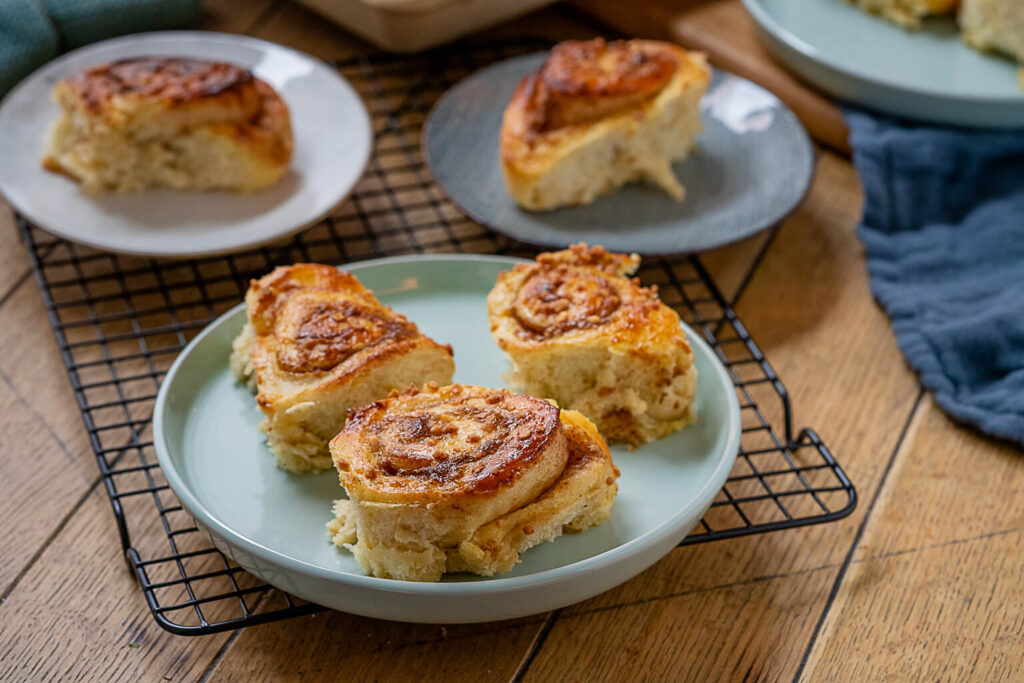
[153,255,740,623]
[744,0,1024,128]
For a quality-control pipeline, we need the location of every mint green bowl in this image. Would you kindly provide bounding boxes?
[153,255,740,623]
[744,0,1024,128]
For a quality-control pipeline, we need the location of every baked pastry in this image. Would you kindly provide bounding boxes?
[487,244,697,446]
[327,383,618,581]
[500,38,710,211]
[42,57,292,193]
[230,264,454,473]
[847,0,957,28]
[960,0,1024,66]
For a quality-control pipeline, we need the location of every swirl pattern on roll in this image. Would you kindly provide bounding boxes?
[335,383,565,497]
[327,383,618,581]
[488,243,698,446]
[246,264,418,375]
[495,243,659,343]
[525,38,679,132]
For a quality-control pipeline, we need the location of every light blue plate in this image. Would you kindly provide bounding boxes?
[744,0,1024,127]
[424,54,814,255]
[154,255,740,623]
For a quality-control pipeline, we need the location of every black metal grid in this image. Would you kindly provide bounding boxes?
[16,39,855,636]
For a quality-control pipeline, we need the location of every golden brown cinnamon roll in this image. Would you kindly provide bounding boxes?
[500,38,710,210]
[487,244,698,446]
[42,57,292,192]
[327,383,618,581]
[848,0,956,28]
[230,264,454,473]
[960,0,1024,65]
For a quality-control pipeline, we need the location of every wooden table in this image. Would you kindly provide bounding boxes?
[1,2,1021,681]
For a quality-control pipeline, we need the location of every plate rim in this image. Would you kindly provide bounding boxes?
[153,253,742,596]
[0,30,373,258]
[742,0,1024,105]
[422,52,816,256]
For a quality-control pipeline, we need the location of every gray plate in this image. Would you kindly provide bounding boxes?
[424,53,815,255]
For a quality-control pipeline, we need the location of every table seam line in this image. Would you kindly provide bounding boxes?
[0,269,31,310]
[792,388,926,682]
[0,476,105,605]
[0,365,83,471]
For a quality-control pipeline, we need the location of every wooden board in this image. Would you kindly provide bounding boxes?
[571,0,851,154]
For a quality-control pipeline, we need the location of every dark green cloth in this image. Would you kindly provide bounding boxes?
[1,0,202,96]
[0,0,59,95]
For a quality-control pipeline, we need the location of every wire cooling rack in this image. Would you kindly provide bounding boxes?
[17,39,855,635]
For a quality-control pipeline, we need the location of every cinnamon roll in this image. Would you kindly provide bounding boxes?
[230,264,455,473]
[327,383,618,581]
[500,38,710,211]
[487,244,698,446]
[848,0,956,29]
[42,57,292,193]
[960,0,1024,66]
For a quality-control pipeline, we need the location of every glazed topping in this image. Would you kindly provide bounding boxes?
[339,385,563,495]
[275,298,416,373]
[504,244,651,341]
[529,38,677,131]
[64,57,255,110]
[244,264,427,375]
[246,264,369,336]
[513,266,621,338]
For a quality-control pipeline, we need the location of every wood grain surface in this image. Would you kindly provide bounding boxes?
[0,1,1019,681]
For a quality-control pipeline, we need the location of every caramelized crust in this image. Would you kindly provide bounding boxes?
[327,388,618,581]
[334,383,565,500]
[245,264,451,407]
[248,265,418,375]
[44,57,293,192]
[57,57,263,133]
[231,264,455,473]
[496,244,665,346]
[488,244,698,445]
[246,263,362,335]
[500,39,709,210]
[530,38,678,131]
[64,57,257,112]
[451,409,619,577]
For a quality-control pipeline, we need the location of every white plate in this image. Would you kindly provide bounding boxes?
[743,0,1024,127]
[154,255,742,623]
[0,31,372,257]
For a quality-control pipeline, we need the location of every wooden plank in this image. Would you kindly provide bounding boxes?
[801,400,1024,680]
[526,567,837,682]
[849,400,1024,557]
[0,488,233,682]
[0,206,31,302]
[0,283,99,591]
[572,0,851,154]
[806,528,1024,680]
[206,614,543,681]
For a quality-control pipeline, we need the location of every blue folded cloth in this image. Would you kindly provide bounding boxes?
[846,109,1024,446]
[0,0,201,96]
